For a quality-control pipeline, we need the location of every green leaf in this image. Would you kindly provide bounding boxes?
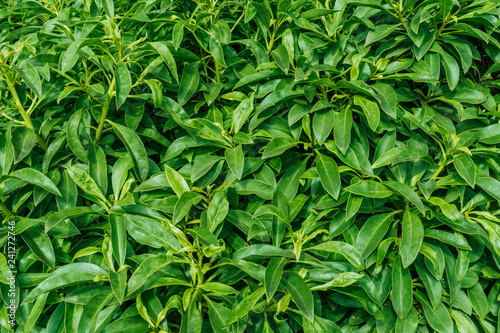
[337,80,380,102]
[345,180,393,198]
[313,108,334,145]
[355,211,398,258]
[67,166,107,203]
[468,283,489,319]
[392,256,413,319]
[209,36,226,67]
[372,83,397,118]
[316,152,341,200]
[110,270,127,305]
[45,206,98,233]
[372,147,406,169]
[262,137,300,159]
[102,0,114,16]
[199,283,237,295]
[225,145,244,180]
[9,168,61,196]
[453,154,476,188]
[24,270,100,303]
[115,61,131,109]
[125,214,181,251]
[276,158,308,202]
[66,109,88,163]
[22,226,55,269]
[353,95,380,131]
[173,191,203,224]
[334,108,352,154]
[185,118,230,145]
[437,48,459,91]
[235,179,275,200]
[305,241,365,271]
[416,293,453,333]
[232,96,254,134]
[178,62,200,106]
[150,42,178,82]
[257,90,303,114]
[476,177,500,201]
[88,143,108,195]
[102,315,149,333]
[206,298,231,333]
[384,181,425,215]
[112,156,133,201]
[272,44,290,73]
[11,127,35,164]
[207,191,229,232]
[439,0,453,19]
[424,229,472,250]
[395,306,418,333]
[24,293,49,332]
[282,271,315,322]
[451,309,477,333]
[365,25,399,46]
[165,165,190,198]
[265,257,287,300]
[145,79,162,108]
[108,121,149,183]
[400,210,424,268]
[310,272,364,291]
[110,214,127,268]
[225,286,265,326]
[77,291,115,333]
[415,256,442,309]
[16,63,42,97]
[191,155,224,182]
[127,255,184,296]
[172,21,185,50]
[233,69,281,89]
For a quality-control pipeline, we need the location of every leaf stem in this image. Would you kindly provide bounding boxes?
[230,8,245,33]
[189,29,211,54]
[430,157,447,180]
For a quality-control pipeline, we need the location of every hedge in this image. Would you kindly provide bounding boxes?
[1,0,500,332]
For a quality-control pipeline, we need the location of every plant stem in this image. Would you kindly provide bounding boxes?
[95,100,110,143]
[95,77,115,142]
[6,76,47,151]
[190,30,210,54]
[430,157,447,180]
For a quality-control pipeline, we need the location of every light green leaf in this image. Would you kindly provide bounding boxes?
[353,95,380,131]
[165,165,190,198]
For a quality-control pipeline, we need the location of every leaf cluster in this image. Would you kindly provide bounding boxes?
[1,0,500,332]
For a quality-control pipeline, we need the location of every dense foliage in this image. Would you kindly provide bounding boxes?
[1,0,500,331]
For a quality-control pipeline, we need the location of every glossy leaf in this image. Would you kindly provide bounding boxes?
[316,152,341,200]
[108,121,149,182]
[115,61,131,109]
[400,210,424,268]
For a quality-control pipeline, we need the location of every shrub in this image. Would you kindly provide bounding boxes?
[1,0,500,332]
